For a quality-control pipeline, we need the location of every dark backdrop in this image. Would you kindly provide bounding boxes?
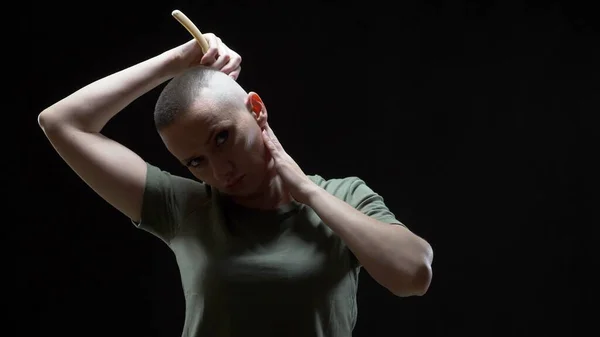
[19,0,597,336]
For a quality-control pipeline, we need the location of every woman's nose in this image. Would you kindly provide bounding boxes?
[211,157,235,183]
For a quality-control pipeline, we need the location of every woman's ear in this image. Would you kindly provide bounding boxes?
[246,91,268,127]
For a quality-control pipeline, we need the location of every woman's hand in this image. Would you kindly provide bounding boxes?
[171,33,242,80]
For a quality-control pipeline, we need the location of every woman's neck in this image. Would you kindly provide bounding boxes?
[231,169,292,210]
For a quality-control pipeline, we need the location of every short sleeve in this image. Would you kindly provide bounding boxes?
[132,162,210,243]
[311,175,405,268]
[313,175,404,227]
[344,178,405,227]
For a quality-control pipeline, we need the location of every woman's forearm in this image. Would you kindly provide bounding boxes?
[38,48,180,133]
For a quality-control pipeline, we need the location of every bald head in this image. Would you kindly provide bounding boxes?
[154,66,248,131]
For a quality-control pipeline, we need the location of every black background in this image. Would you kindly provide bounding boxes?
[18,0,597,335]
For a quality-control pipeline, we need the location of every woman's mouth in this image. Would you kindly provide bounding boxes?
[225,175,245,189]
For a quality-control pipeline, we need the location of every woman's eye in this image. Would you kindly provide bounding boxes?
[188,158,204,168]
[215,130,229,146]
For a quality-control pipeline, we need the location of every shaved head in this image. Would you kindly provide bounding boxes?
[153,65,272,203]
[154,65,248,131]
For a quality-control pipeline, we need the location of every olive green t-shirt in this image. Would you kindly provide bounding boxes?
[134,162,403,337]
